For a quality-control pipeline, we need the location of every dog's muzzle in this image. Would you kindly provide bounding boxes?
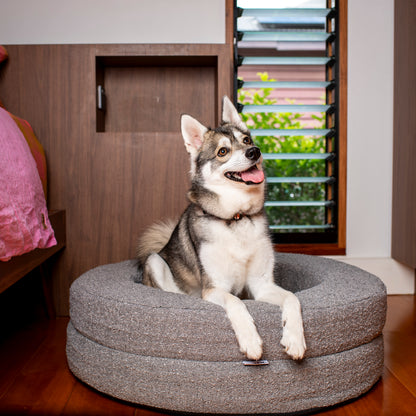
[224,145,265,185]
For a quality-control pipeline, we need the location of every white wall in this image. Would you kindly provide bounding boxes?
[0,0,413,293]
[347,0,393,258]
[0,0,225,44]
[340,0,414,294]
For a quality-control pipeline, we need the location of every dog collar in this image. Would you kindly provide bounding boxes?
[202,209,246,222]
[232,213,244,221]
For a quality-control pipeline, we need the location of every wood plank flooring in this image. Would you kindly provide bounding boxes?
[0,280,415,415]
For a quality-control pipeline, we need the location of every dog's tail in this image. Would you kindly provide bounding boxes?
[136,219,177,265]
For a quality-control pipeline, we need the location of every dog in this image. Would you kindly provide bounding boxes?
[136,96,306,361]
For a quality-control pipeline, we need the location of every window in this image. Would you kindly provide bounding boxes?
[234,0,346,254]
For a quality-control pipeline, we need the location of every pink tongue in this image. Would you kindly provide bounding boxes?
[241,167,265,184]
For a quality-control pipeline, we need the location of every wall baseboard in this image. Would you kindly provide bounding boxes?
[326,256,415,295]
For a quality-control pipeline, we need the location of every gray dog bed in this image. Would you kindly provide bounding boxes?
[66,253,387,414]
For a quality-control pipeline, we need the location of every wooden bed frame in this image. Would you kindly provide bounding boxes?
[0,209,66,316]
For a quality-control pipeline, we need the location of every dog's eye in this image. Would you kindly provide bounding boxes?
[243,137,253,145]
[217,147,228,157]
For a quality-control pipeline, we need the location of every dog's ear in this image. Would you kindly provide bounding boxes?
[181,114,208,155]
[222,96,247,131]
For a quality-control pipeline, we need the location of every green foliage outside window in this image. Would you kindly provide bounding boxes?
[238,72,327,231]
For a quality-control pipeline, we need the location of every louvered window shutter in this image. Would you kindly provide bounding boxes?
[235,0,339,244]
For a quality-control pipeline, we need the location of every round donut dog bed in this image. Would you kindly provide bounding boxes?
[66,253,387,414]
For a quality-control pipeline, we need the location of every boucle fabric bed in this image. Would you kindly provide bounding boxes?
[66,253,387,414]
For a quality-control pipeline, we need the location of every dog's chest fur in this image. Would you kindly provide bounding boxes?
[198,213,273,295]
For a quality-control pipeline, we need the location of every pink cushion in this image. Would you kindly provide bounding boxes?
[10,113,48,198]
[0,107,56,261]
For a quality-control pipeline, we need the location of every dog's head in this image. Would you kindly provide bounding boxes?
[181,96,265,217]
[181,96,264,186]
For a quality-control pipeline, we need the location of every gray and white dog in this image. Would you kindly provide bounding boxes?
[137,96,306,361]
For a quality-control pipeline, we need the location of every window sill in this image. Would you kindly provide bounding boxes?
[274,243,346,256]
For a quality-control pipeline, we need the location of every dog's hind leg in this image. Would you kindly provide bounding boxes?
[249,280,306,360]
[202,287,263,360]
[142,253,184,294]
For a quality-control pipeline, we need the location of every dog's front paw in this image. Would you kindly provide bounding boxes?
[237,330,263,361]
[280,325,306,360]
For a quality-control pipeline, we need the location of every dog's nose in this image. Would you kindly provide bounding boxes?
[245,146,261,161]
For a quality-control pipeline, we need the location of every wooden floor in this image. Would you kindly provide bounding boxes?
[0,275,415,415]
